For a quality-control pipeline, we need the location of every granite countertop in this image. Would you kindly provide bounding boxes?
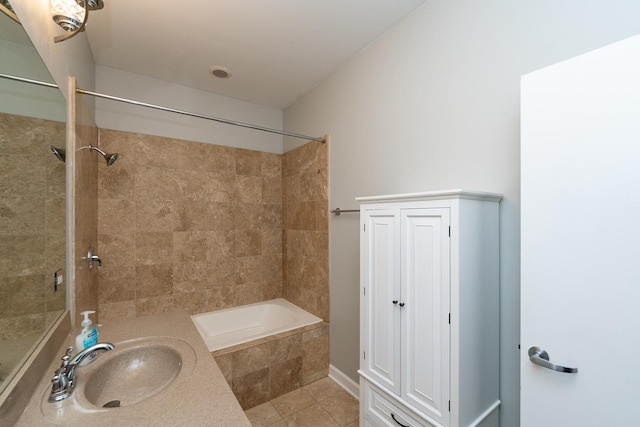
[16,311,251,427]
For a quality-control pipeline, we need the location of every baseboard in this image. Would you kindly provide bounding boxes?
[328,364,360,400]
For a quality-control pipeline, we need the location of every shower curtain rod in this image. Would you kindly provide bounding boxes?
[0,73,326,143]
[0,73,59,89]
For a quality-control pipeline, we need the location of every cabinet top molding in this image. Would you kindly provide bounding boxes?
[356,189,503,204]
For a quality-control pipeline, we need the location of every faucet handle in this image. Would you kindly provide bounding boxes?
[52,367,65,383]
[48,349,75,403]
[84,246,103,270]
[56,347,73,375]
[48,343,114,403]
[49,367,70,402]
[60,347,73,367]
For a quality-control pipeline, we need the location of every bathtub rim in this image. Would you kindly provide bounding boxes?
[210,321,328,358]
[191,298,324,353]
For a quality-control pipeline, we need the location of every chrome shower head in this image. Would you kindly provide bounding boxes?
[50,145,66,163]
[76,145,119,166]
[104,152,118,166]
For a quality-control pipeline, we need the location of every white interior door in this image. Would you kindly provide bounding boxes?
[521,34,640,426]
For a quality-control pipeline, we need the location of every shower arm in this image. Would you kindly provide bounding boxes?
[76,145,119,166]
[76,145,107,156]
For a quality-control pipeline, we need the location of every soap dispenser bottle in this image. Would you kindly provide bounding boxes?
[76,310,98,366]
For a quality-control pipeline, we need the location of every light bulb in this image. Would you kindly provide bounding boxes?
[51,0,85,32]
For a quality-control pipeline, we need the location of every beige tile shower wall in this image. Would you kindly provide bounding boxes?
[282,141,329,322]
[73,94,99,327]
[0,112,66,340]
[96,129,283,319]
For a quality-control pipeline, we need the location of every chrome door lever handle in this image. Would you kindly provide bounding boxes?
[528,346,578,373]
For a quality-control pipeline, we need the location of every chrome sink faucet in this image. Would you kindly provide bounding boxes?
[48,343,115,403]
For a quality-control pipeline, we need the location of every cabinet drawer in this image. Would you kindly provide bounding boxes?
[362,380,435,427]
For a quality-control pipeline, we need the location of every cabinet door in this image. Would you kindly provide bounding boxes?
[361,209,401,395]
[401,208,450,425]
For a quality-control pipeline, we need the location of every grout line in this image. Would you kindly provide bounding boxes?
[246,377,358,427]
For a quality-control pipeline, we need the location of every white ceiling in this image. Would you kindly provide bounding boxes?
[85,0,428,109]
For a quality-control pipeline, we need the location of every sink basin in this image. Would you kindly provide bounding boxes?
[78,337,197,409]
[40,335,197,424]
[83,344,181,407]
[42,337,196,412]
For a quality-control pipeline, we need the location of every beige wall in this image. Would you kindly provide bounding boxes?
[95,67,284,154]
[0,38,66,122]
[283,1,640,425]
[96,129,315,319]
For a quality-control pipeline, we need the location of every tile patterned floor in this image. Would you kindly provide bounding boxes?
[244,377,359,427]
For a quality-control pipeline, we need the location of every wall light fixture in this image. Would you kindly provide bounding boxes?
[51,0,104,43]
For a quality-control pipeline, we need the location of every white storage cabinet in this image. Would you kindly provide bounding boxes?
[358,190,501,427]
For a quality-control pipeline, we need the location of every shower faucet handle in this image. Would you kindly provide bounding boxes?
[90,255,103,269]
[83,246,103,270]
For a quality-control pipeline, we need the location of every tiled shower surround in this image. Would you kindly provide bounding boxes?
[0,113,66,338]
[96,129,328,320]
[0,112,66,385]
[213,322,329,409]
[95,129,329,406]
[282,139,329,321]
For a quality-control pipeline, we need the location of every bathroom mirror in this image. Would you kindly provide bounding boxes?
[0,7,67,395]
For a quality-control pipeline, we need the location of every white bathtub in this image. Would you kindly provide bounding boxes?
[191,298,323,352]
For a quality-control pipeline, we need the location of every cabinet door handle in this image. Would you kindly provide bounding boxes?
[392,300,398,305]
[528,346,578,373]
[391,413,410,427]
[399,302,405,307]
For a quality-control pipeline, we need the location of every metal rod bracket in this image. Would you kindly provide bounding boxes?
[330,208,360,216]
